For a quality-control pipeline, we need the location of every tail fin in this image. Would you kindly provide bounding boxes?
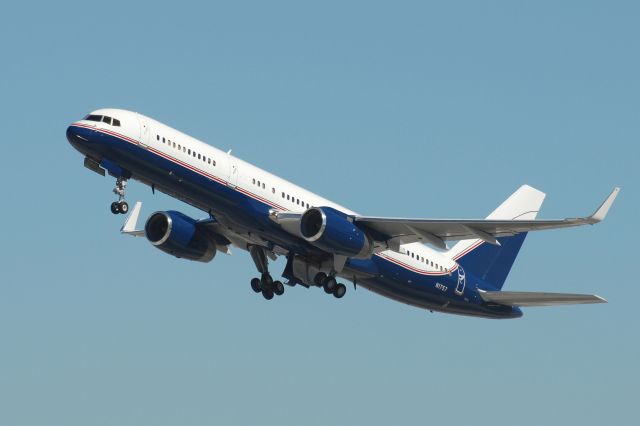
[446,185,546,290]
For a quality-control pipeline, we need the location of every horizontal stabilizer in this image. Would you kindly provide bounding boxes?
[478,290,607,307]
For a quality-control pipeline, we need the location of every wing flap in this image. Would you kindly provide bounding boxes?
[478,290,607,307]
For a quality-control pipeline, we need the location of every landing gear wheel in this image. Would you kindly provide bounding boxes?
[333,283,347,299]
[273,281,285,296]
[262,289,274,300]
[314,272,327,286]
[118,201,129,214]
[110,202,120,214]
[323,277,337,294]
[251,278,261,293]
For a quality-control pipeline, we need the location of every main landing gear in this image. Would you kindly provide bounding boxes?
[110,176,129,214]
[250,273,285,300]
[248,246,348,301]
[249,246,284,300]
[313,272,347,299]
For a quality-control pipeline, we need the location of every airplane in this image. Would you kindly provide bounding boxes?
[66,108,620,319]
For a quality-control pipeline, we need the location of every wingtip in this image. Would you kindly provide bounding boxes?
[121,201,143,234]
[590,187,620,223]
[593,295,608,304]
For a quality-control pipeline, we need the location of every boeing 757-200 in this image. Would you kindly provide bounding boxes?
[66,109,619,319]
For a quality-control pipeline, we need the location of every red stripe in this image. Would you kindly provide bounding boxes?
[452,240,484,260]
[72,123,471,276]
[71,123,287,210]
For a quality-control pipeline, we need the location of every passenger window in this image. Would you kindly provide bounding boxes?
[282,192,285,198]
[188,149,191,155]
[262,183,265,189]
[113,119,121,126]
[287,194,290,200]
[157,135,160,141]
[272,187,275,194]
[172,142,176,148]
[183,147,186,152]
[102,116,112,125]
[253,178,256,184]
[213,160,216,166]
[208,158,211,164]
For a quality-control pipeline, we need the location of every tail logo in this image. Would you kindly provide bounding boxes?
[456,267,466,295]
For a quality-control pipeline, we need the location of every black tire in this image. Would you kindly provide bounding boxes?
[314,272,327,286]
[118,201,129,214]
[323,277,337,294]
[251,278,261,293]
[333,283,347,299]
[273,281,285,296]
[110,202,120,214]
[262,289,274,300]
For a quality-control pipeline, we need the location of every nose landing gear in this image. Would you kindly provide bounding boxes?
[110,177,129,214]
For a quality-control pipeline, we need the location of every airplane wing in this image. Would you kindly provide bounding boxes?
[353,187,619,250]
[478,290,607,307]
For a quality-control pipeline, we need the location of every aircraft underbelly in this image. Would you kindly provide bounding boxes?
[97,134,521,319]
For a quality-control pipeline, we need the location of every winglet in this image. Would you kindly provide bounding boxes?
[121,201,145,236]
[589,187,620,223]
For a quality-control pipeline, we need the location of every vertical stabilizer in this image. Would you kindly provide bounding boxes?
[446,185,546,289]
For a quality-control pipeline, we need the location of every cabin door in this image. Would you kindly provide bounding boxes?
[227,153,239,188]
[138,116,150,148]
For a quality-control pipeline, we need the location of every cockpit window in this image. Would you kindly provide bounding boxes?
[83,114,121,126]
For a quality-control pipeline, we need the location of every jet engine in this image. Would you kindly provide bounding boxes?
[300,207,372,258]
[145,211,217,262]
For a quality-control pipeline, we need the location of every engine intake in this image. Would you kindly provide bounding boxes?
[300,207,372,258]
[145,211,216,262]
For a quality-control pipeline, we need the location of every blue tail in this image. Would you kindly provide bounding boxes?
[446,185,546,290]
[454,233,528,290]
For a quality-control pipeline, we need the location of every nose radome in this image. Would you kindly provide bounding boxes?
[66,125,79,144]
[66,124,89,145]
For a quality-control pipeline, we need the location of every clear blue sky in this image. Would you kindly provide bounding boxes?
[0,1,637,425]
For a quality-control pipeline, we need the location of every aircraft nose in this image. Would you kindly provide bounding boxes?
[66,124,88,145]
[66,125,77,142]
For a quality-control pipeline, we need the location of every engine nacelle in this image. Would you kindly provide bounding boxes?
[145,211,217,262]
[300,207,372,258]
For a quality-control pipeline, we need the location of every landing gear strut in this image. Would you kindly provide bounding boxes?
[313,272,347,299]
[110,177,129,214]
[249,246,284,300]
